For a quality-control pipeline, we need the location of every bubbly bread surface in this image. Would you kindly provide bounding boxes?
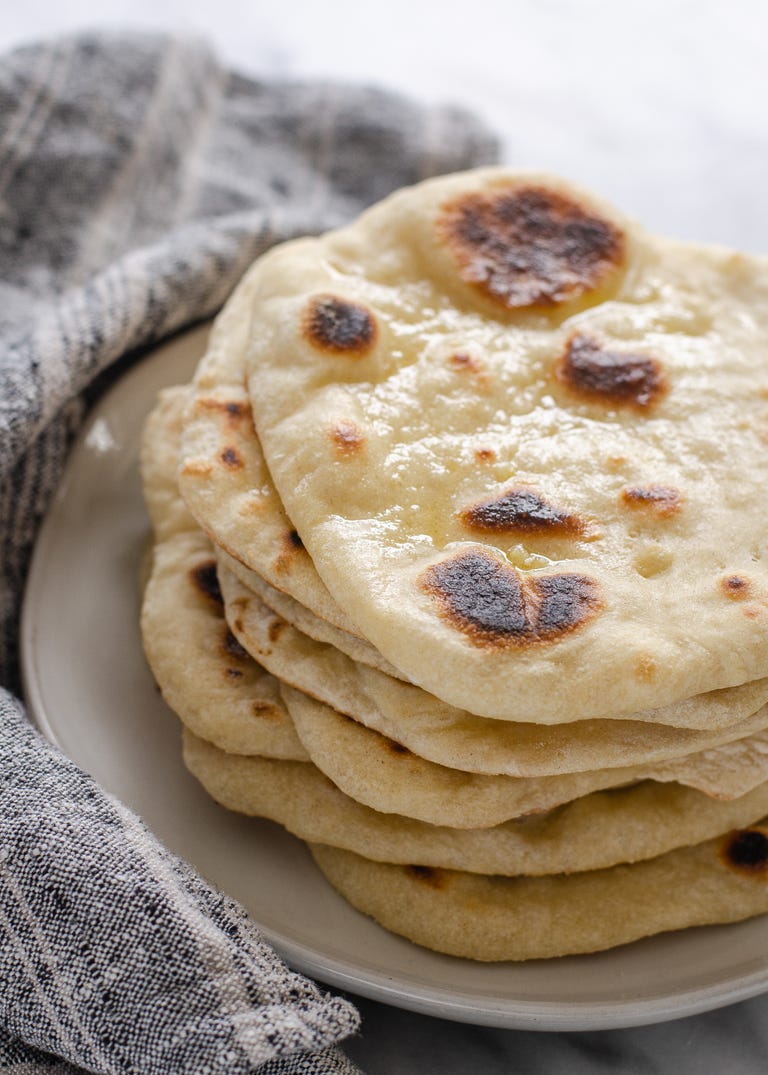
[237,167,768,721]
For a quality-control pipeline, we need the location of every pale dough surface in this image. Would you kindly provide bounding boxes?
[310,832,768,961]
[280,685,768,827]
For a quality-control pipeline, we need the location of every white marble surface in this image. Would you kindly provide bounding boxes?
[5,4,768,1072]
[5,0,768,251]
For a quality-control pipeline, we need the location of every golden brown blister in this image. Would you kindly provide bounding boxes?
[434,179,628,316]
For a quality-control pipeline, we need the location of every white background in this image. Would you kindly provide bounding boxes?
[3,0,768,251]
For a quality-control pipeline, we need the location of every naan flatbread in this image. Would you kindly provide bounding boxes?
[240,167,768,722]
[281,685,768,827]
[184,729,768,877]
[310,830,768,961]
[219,564,768,777]
[140,388,306,760]
[178,274,361,637]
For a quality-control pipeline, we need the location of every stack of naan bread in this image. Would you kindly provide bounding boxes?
[140,168,768,961]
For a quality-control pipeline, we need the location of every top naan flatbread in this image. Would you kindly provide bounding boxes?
[239,167,768,722]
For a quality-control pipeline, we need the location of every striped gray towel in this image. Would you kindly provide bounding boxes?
[0,32,498,1075]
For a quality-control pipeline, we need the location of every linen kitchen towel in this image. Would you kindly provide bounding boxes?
[0,32,497,1074]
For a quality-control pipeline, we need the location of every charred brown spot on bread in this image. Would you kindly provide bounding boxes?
[238,493,268,517]
[252,701,279,720]
[302,294,377,355]
[558,334,667,409]
[268,619,286,644]
[220,446,244,469]
[474,447,496,463]
[722,575,752,600]
[437,185,625,309]
[448,351,484,373]
[331,419,365,456]
[420,548,601,648]
[721,828,768,876]
[387,739,411,756]
[274,529,306,574]
[621,485,682,516]
[190,560,223,605]
[225,667,244,679]
[634,654,657,683]
[459,487,586,536]
[222,628,248,661]
[197,397,250,425]
[404,865,448,889]
[181,459,213,478]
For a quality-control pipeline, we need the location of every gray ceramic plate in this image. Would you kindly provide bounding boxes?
[20,325,768,1031]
